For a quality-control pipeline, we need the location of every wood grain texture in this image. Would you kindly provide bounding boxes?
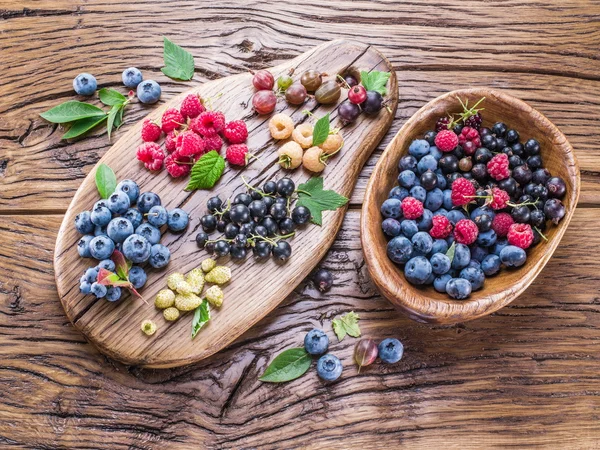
[362,88,579,323]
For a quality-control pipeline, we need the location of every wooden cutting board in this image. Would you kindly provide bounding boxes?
[54,39,398,368]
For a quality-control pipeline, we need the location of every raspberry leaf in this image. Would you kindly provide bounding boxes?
[311,113,330,147]
[259,348,311,383]
[162,37,195,81]
[332,311,360,341]
[62,115,108,139]
[40,101,106,123]
[296,177,348,226]
[360,70,391,96]
[191,299,210,339]
[186,151,226,191]
[95,163,117,199]
[98,88,126,106]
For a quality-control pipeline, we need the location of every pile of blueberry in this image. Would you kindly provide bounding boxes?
[195,177,311,262]
[75,180,189,301]
[380,103,567,300]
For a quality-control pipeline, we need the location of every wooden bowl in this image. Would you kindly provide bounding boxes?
[361,88,580,324]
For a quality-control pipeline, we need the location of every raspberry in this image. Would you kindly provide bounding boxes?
[401,197,424,220]
[164,131,177,153]
[136,142,165,171]
[176,130,205,157]
[429,215,453,239]
[451,177,476,206]
[454,219,479,245]
[507,223,534,249]
[180,94,205,119]
[203,134,223,152]
[222,120,248,144]
[487,153,510,180]
[457,126,481,156]
[191,111,225,137]
[161,108,184,133]
[487,187,509,210]
[434,129,459,152]
[165,152,191,178]
[226,144,250,166]
[435,116,451,132]
[492,212,514,237]
[141,119,161,142]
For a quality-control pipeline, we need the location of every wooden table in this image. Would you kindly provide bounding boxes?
[1,1,599,448]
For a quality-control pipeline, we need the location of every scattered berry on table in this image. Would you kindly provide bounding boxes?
[252,70,275,90]
[136,80,161,104]
[225,144,250,166]
[252,90,277,114]
[304,329,329,355]
[292,123,314,149]
[136,142,165,171]
[222,120,248,144]
[164,131,177,153]
[141,119,162,142]
[317,354,343,381]
[269,113,295,140]
[313,269,333,292]
[165,153,191,178]
[176,130,205,157]
[122,67,143,88]
[378,338,404,364]
[161,108,184,133]
[73,73,97,96]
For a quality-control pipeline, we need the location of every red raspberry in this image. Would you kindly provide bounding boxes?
[489,187,510,210]
[454,219,479,245]
[164,131,177,153]
[508,223,534,249]
[191,111,225,137]
[161,108,184,133]
[492,212,514,237]
[451,177,476,206]
[487,153,510,180]
[434,129,459,152]
[429,215,453,239]
[141,119,161,142]
[180,94,205,119]
[401,197,424,220]
[204,134,223,152]
[176,130,205,157]
[165,152,191,178]
[457,126,481,156]
[136,142,164,171]
[222,120,248,144]
[226,144,250,166]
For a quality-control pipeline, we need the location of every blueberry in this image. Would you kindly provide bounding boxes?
[408,139,430,159]
[79,282,92,294]
[425,188,443,211]
[470,245,489,263]
[470,206,495,222]
[459,266,485,290]
[429,146,443,161]
[89,235,115,260]
[291,206,311,225]
[447,209,468,225]
[276,178,295,197]
[137,192,161,214]
[446,278,472,299]
[398,170,417,189]
[430,252,451,275]
[481,254,501,276]
[399,155,417,171]
[73,73,97,96]
[500,245,527,267]
[94,225,108,237]
[83,267,99,283]
[75,211,95,234]
[416,209,433,231]
[97,259,115,272]
[128,266,147,289]
[107,191,131,215]
[411,232,433,255]
[116,180,140,204]
[137,80,161,104]
[442,189,453,210]
[121,67,143,88]
[304,329,329,355]
[451,243,471,270]
[435,171,447,190]
[90,205,112,227]
[149,244,171,268]
[272,241,292,261]
[105,286,122,302]
[492,238,509,256]
[477,229,497,247]
[107,218,134,243]
[147,205,168,228]
[123,208,143,229]
[378,338,404,364]
[433,208,448,218]
[417,155,438,175]
[382,218,401,237]
[409,186,427,203]
[401,220,419,239]
[431,238,448,255]
[434,273,452,293]
[381,198,402,219]
[404,256,432,285]
[122,234,151,263]
[316,354,343,381]
[167,208,189,232]
[387,236,413,264]
[90,282,107,298]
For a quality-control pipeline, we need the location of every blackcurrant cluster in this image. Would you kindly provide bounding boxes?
[195,178,311,262]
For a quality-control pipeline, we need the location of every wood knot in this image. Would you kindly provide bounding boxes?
[237,39,254,53]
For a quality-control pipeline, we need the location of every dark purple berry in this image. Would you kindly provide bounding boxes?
[544,198,565,224]
[512,165,533,185]
[313,269,333,292]
[546,176,566,199]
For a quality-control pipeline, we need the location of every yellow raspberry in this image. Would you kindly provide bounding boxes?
[167,272,185,290]
[163,307,180,322]
[292,123,313,149]
[201,258,216,273]
[302,146,326,173]
[175,293,203,312]
[205,266,232,285]
[319,132,344,154]
[277,141,303,170]
[155,289,176,309]
[205,285,224,308]
[175,280,194,295]
[269,113,294,140]
[141,320,157,336]
[186,268,205,294]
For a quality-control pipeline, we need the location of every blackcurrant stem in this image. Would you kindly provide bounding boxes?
[336,74,352,90]
[295,189,312,197]
[241,176,275,198]
[302,109,314,117]
[214,200,232,218]
[534,226,549,242]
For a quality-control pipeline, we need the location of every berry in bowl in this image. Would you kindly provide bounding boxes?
[361,89,579,324]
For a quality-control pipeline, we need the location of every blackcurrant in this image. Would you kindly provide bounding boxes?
[498,177,517,196]
[272,241,292,261]
[276,178,295,197]
[511,142,524,156]
[512,165,532,186]
[234,233,247,247]
[508,155,524,169]
[532,168,551,185]
[474,213,493,231]
[544,198,565,224]
[263,196,275,210]
[201,214,217,233]
[471,164,488,182]
[292,206,311,225]
[546,176,566,198]
[492,122,507,138]
[506,129,519,143]
[239,222,255,235]
[254,225,268,237]
[261,217,278,236]
[482,134,497,150]
[252,241,272,259]
[424,130,437,145]
[249,200,267,220]
[530,209,546,228]
[278,217,296,235]
[230,204,250,224]
[233,193,252,206]
[270,203,288,220]
[526,155,543,170]
[263,181,277,194]
[195,232,208,248]
[313,269,333,292]
[250,190,263,200]
[206,196,222,213]
[230,245,247,260]
[214,240,231,257]
[224,223,239,239]
[524,138,540,155]
[420,170,438,190]
[216,219,227,233]
[511,205,531,223]
[439,155,459,174]
[338,102,361,124]
[361,91,383,114]
[474,147,493,164]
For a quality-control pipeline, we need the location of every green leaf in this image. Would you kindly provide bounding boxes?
[61,115,107,139]
[332,311,360,341]
[360,70,391,95]
[111,250,129,280]
[114,106,124,129]
[191,299,210,339]
[106,104,123,140]
[161,36,195,81]
[296,177,348,226]
[40,101,106,123]
[98,88,126,106]
[446,241,456,265]
[95,163,117,199]
[311,113,330,147]
[259,348,311,383]
[185,151,226,191]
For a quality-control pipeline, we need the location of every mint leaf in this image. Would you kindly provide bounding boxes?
[162,37,194,81]
[360,70,391,95]
[186,151,225,190]
[296,177,348,226]
[191,299,210,339]
[259,348,311,383]
[311,113,330,146]
[332,311,360,341]
[62,115,107,139]
[98,88,126,106]
[40,101,106,123]
[95,163,117,199]
[446,241,456,264]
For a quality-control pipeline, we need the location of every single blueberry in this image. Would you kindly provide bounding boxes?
[167,208,189,232]
[416,209,433,231]
[398,170,417,189]
[459,266,485,290]
[477,229,497,247]
[123,208,143,229]
[317,354,343,381]
[107,217,134,243]
[446,278,472,299]
[149,244,171,269]
[500,245,527,267]
[378,338,404,364]
[399,155,417,171]
[137,192,161,214]
[79,282,92,295]
[470,245,489,262]
[107,191,131,215]
[389,186,409,201]
[470,206,496,221]
[492,238,509,256]
[122,234,151,263]
[442,189,453,210]
[387,236,413,264]
[304,329,329,356]
[409,186,427,203]
[381,198,402,219]
[451,243,471,270]
[430,253,451,275]
[404,256,432,285]
[73,73,97,96]
[90,205,112,227]
[431,239,449,255]
[425,188,444,211]
[83,267,99,283]
[75,211,95,234]
[401,220,419,239]
[116,179,140,204]
[137,80,162,104]
[94,225,108,237]
[481,254,501,276]
[121,67,143,88]
[97,259,115,272]
[89,235,115,260]
[135,223,161,245]
[408,139,430,159]
[90,282,107,299]
[105,286,122,302]
[147,205,168,228]
[382,218,402,237]
[429,146,443,161]
[436,171,447,189]
[417,154,438,174]
[434,273,452,293]
[129,266,147,289]
[412,232,433,255]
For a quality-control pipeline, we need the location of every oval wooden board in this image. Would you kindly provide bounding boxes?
[54,39,398,368]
